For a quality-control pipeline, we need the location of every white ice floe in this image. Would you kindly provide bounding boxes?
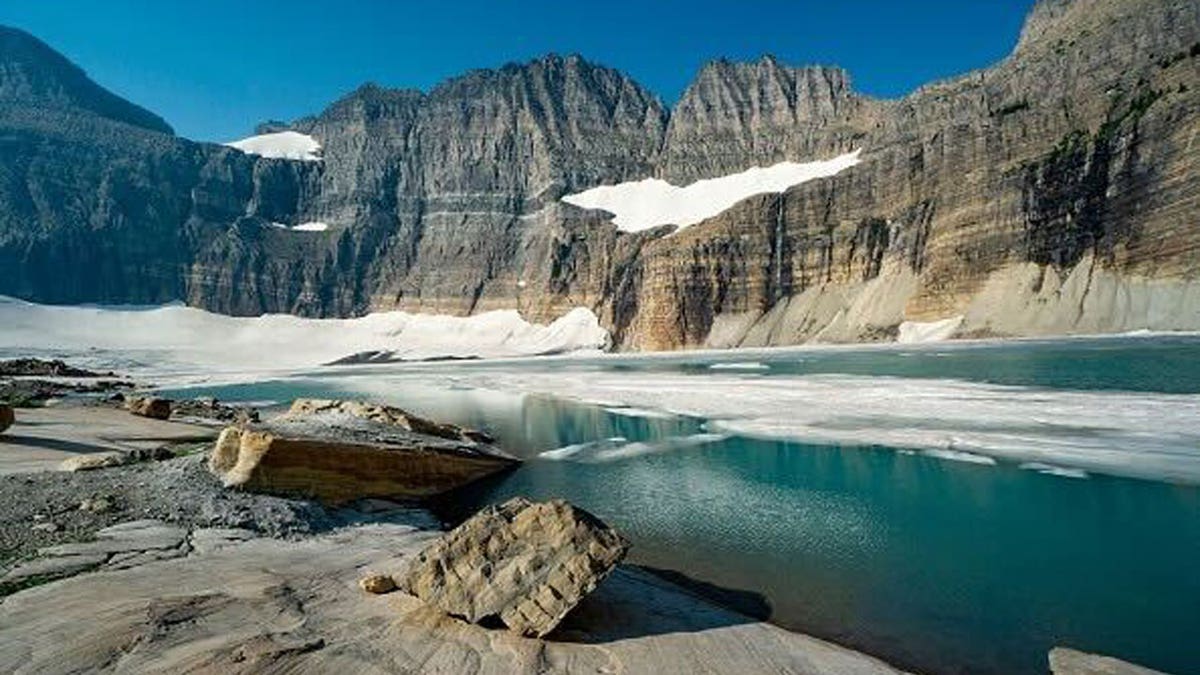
[539,434,728,463]
[1019,462,1089,479]
[922,448,997,466]
[449,369,1200,484]
[897,316,964,344]
[709,362,770,371]
[561,150,861,233]
[226,131,322,161]
[603,407,676,419]
[0,297,608,379]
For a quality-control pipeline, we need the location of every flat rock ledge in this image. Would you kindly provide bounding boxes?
[208,399,517,504]
[1,519,257,588]
[400,497,629,638]
[0,520,910,674]
[1050,647,1172,674]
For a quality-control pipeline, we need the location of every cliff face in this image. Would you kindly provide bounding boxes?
[620,0,1200,348]
[1,0,1198,350]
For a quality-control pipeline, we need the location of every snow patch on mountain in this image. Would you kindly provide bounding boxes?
[226,131,322,161]
[562,150,861,233]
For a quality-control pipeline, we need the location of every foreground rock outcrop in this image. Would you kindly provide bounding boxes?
[1050,647,1171,674]
[0,519,908,674]
[400,497,629,637]
[208,399,515,504]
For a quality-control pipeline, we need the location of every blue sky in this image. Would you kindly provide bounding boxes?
[1,1,1035,142]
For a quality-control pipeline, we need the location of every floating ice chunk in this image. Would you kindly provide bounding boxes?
[709,362,770,371]
[923,448,998,465]
[1019,462,1089,479]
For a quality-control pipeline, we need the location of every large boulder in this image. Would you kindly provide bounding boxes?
[208,399,515,504]
[0,404,12,433]
[125,396,172,420]
[284,399,494,444]
[399,497,630,638]
[1049,647,1168,674]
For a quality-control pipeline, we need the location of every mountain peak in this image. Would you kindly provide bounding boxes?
[0,25,173,134]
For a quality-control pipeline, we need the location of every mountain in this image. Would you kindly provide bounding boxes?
[0,0,1198,350]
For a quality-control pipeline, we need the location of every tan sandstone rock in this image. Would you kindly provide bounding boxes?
[399,497,629,638]
[207,399,515,504]
[59,452,127,472]
[359,573,397,595]
[0,404,12,433]
[1049,647,1169,675]
[125,396,172,420]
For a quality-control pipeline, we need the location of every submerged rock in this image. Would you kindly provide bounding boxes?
[1049,647,1169,674]
[208,399,515,504]
[399,497,629,638]
[125,396,172,420]
[0,404,12,433]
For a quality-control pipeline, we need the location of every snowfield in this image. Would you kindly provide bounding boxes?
[0,297,609,378]
[226,131,322,161]
[561,150,861,233]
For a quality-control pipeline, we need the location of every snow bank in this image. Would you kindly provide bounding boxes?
[0,297,608,378]
[226,131,322,161]
[897,316,963,343]
[270,221,330,232]
[293,221,329,232]
[445,369,1200,484]
[561,150,861,233]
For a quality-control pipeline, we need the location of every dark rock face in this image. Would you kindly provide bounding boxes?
[0,26,171,134]
[1,0,1199,348]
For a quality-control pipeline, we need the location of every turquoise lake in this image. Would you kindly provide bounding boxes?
[160,335,1200,675]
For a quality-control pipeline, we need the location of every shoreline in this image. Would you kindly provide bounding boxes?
[0,403,913,674]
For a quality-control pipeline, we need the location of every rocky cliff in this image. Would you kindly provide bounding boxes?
[1,0,1198,350]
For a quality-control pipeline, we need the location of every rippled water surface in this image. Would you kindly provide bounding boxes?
[144,335,1200,674]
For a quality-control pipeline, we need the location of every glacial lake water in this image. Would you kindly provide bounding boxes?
[147,335,1200,675]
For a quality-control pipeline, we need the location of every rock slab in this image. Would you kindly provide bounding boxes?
[1049,647,1171,675]
[208,399,516,504]
[400,497,630,637]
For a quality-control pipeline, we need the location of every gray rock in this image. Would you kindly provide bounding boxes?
[38,520,186,557]
[2,553,107,583]
[399,497,629,637]
[1049,647,1171,674]
[189,527,258,555]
